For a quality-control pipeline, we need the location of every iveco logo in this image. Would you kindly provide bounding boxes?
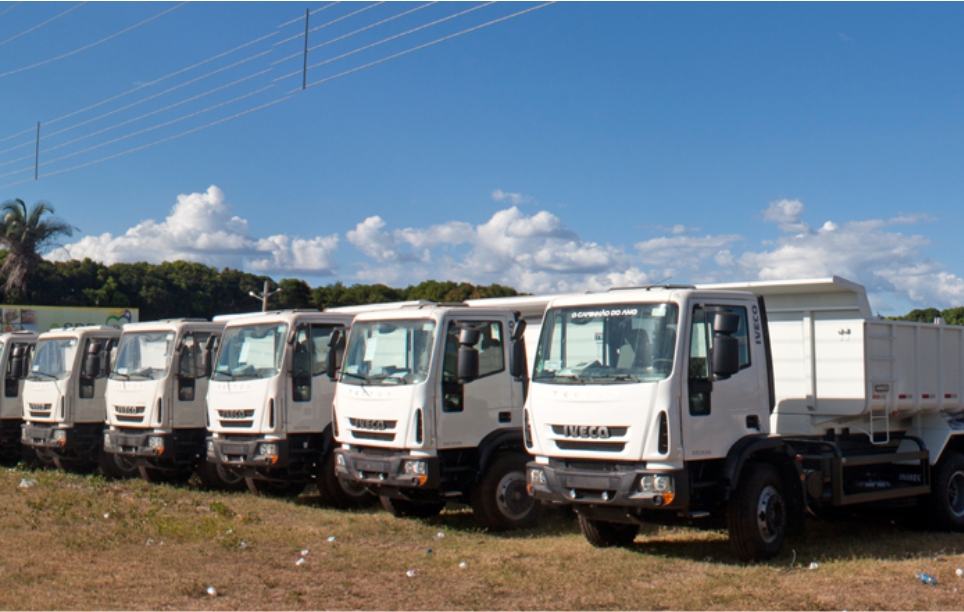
[221,410,249,420]
[563,425,611,439]
[355,419,387,431]
[115,405,142,415]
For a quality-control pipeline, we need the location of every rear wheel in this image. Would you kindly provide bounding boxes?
[316,452,376,509]
[99,452,139,480]
[578,514,640,548]
[922,451,964,531]
[245,476,307,498]
[471,454,542,531]
[379,496,445,519]
[197,458,247,492]
[727,462,787,562]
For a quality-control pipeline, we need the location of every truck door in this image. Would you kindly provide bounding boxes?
[78,336,117,423]
[288,323,341,433]
[682,302,765,460]
[174,332,215,428]
[436,318,514,450]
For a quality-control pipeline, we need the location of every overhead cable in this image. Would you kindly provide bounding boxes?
[274,1,384,47]
[0,2,84,48]
[271,1,436,67]
[0,2,186,79]
[276,2,339,29]
[0,3,22,20]
[300,1,555,92]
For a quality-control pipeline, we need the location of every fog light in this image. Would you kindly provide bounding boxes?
[103,433,112,449]
[258,443,278,457]
[206,440,214,453]
[148,436,164,454]
[53,429,67,444]
[528,467,547,486]
[654,475,671,492]
[336,454,346,466]
[640,475,654,492]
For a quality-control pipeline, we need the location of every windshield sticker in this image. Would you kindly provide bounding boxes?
[651,305,667,317]
[570,308,639,319]
[363,337,379,362]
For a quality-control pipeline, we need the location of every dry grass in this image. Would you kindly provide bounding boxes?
[1,464,964,610]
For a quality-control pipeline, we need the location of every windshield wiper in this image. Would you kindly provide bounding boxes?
[28,372,58,380]
[212,370,235,380]
[381,374,408,385]
[554,373,586,384]
[111,372,130,380]
[342,372,369,385]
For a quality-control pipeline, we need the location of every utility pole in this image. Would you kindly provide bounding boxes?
[249,280,282,312]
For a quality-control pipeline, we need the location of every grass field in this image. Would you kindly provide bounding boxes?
[3,464,964,610]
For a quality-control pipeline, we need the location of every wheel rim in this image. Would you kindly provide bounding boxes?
[216,463,244,485]
[947,470,964,517]
[756,484,786,544]
[114,454,137,473]
[496,470,534,520]
[338,477,369,498]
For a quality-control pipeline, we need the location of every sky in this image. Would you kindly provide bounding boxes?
[2,2,964,314]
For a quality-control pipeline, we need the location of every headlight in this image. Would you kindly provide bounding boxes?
[53,429,66,442]
[336,454,346,466]
[528,467,547,486]
[258,443,278,457]
[654,475,671,492]
[640,475,654,492]
[148,436,164,450]
[403,460,427,476]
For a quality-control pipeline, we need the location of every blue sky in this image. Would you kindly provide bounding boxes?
[3,2,964,314]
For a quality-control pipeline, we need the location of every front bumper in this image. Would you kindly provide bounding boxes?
[104,430,171,459]
[22,423,73,450]
[527,459,690,512]
[334,447,441,494]
[207,436,291,469]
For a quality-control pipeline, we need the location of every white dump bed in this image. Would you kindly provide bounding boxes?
[703,277,964,436]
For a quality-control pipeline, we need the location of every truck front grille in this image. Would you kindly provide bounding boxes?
[350,430,395,442]
[28,402,51,418]
[555,440,626,453]
[114,405,146,423]
[218,409,255,428]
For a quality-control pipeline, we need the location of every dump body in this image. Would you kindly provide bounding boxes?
[103,319,224,476]
[21,326,121,468]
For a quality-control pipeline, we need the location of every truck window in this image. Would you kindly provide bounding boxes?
[688,305,751,416]
[114,331,175,381]
[443,321,504,381]
[213,323,288,380]
[342,320,436,386]
[29,337,78,381]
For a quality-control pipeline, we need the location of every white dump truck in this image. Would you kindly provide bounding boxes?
[205,309,380,504]
[21,326,128,475]
[330,296,552,529]
[102,319,241,487]
[0,331,38,461]
[525,277,964,561]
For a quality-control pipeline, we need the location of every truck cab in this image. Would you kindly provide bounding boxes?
[103,319,238,487]
[21,326,122,473]
[0,331,38,461]
[205,309,372,505]
[332,297,550,530]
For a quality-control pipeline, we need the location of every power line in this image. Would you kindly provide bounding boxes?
[0,2,186,80]
[277,1,495,83]
[274,1,385,47]
[0,2,85,48]
[276,2,340,29]
[271,2,437,67]
[0,2,22,20]
[300,2,555,93]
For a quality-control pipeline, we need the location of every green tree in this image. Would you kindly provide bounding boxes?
[0,198,75,296]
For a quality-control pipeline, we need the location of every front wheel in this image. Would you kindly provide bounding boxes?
[316,452,376,509]
[470,453,542,531]
[100,452,139,480]
[197,458,247,492]
[245,476,306,498]
[727,462,788,562]
[921,451,964,531]
[578,514,640,548]
[379,496,445,519]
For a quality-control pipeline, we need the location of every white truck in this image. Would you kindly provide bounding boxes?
[524,277,964,561]
[330,296,552,530]
[205,309,378,505]
[21,326,129,475]
[0,331,38,461]
[102,319,241,488]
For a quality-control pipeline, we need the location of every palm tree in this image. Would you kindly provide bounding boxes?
[0,198,76,295]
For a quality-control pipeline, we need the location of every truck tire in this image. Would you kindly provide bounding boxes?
[99,452,139,480]
[138,465,192,486]
[922,450,964,531]
[470,453,542,531]
[245,476,306,498]
[197,457,247,492]
[316,452,376,509]
[727,462,787,562]
[578,514,640,548]
[26,447,55,468]
[379,496,445,519]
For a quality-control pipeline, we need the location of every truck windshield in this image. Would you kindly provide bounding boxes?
[213,323,288,380]
[111,331,175,380]
[29,337,78,381]
[342,319,436,385]
[533,303,680,384]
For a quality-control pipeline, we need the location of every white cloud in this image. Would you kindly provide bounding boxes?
[491,189,531,205]
[48,186,339,276]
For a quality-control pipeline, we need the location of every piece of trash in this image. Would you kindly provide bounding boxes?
[957,568,963,578]
[406,569,418,578]
[103,512,110,519]
[434,532,445,540]
[327,536,335,542]
[18,478,37,489]
[809,562,819,570]
[146,539,155,546]
[426,548,433,555]
[459,561,467,569]
[226,528,233,534]
[296,558,306,566]
[206,586,217,597]
[301,549,309,556]
[916,572,938,586]
[239,541,248,549]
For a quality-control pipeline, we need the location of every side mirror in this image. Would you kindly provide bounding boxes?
[459,326,481,347]
[712,335,740,378]
[200,336,215,378]
[458,346,479,382]
[509,319,528,379]
[326,329,343,381]
[713,312,741,335]
[9,346,25,379]
[83,354,102,378]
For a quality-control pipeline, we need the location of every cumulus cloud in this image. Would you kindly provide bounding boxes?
[491,189,531,205]
[49,186,339,276]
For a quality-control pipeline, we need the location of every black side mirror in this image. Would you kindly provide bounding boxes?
[713,312,741,335]
[200,336,215,378]
[712,335,740,377]
[326,329,343,380]
[509,319,528,379]
[9,346,25,379]
[459,327,481,347]
[83,353,102,378]
[457,325,481,382]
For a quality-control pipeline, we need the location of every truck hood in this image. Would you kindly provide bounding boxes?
[334,382,422,450]
[23,379,65,423]
[527,381,664,462]
[207,378,273,434]
[106,379,163,427]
